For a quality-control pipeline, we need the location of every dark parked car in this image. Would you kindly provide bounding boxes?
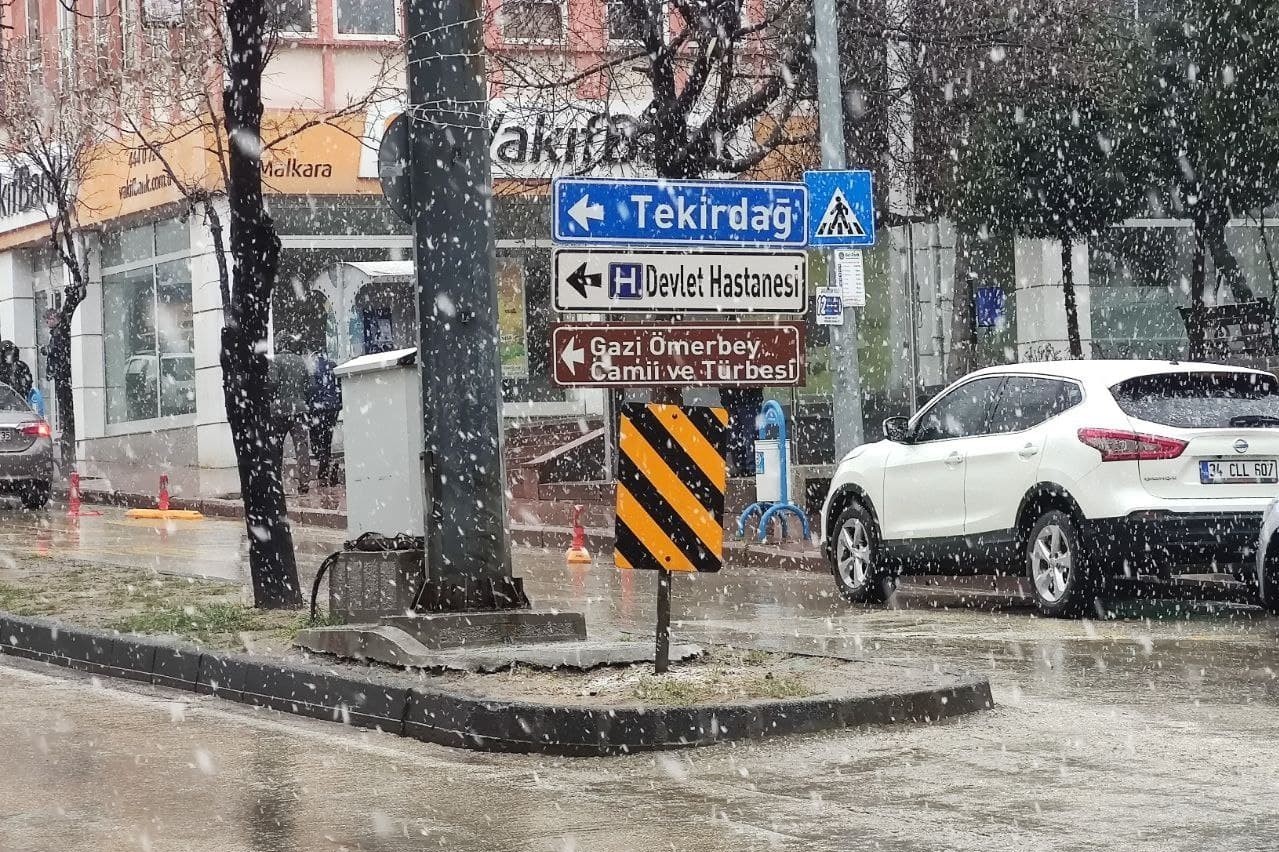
[0,383,54,509]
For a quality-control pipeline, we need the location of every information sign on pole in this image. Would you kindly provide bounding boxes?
[552,323,806,387]
[552,248,808,314]
[553,177,808,247]
[815,288,844,326]
[834,249,866,307]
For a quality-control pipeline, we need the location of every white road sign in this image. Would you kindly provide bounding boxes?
[835,249,865,307]
[553,248,808,314]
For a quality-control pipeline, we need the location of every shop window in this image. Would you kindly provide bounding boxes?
[608,0,645,42]
[502,0,562,41]
[103,256,195,424]
[336,0,397,35]
[270,0,313,35]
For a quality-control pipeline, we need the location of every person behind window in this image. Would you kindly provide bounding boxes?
[307,353,342,488]
[0,341,34,398]
[269,352,314,495]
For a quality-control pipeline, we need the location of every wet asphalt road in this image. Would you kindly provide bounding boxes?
[1,508,1279,850]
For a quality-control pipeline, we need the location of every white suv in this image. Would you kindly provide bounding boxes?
[821,360,1279,617]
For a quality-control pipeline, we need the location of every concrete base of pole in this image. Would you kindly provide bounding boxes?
[382,610,586,649]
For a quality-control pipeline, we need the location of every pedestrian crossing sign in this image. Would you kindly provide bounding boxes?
[804,170,876,248]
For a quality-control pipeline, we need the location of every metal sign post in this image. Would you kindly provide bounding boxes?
[655,568,672,674]
[614,402,728,673]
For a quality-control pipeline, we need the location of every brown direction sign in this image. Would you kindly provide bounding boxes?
[552,322,805,388]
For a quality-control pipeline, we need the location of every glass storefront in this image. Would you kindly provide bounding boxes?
[101,220,195,425]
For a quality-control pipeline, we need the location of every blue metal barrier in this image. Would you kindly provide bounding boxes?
[735,400,810,543]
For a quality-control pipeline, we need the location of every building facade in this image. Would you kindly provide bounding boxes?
[0,0,828,496]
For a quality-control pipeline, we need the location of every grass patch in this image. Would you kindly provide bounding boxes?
[0,564,338,651]
[112,602,267,647]
[0,581,60,616]
[113,603,343,648]
[740,673,811,700]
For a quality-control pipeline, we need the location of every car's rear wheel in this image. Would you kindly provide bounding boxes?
[18,480,49,511]
[1025,510,1097,618]
[831,503,891,604]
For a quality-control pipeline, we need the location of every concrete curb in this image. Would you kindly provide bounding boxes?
[0,613,994,756]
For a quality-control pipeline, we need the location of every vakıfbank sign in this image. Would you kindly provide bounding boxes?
[0,164,57,233]
[359,98,655,181]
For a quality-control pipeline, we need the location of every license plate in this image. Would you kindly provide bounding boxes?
[1200,459,1279,484]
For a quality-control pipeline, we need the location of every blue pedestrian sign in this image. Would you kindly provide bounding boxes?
[804,170,876,248]
[976,286,1006,328]
[553,177,808,247]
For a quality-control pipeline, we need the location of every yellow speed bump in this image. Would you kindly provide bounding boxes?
[125,508,204,521]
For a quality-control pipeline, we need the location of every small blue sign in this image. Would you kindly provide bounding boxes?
[975,286,1006,328]
[553,177,808,247]
[804,170,876,248]
[816,289,844,325]
[609,262,643,299]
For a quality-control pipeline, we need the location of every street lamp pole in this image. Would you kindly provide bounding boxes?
[812,0,864,456]
[405,0,528,610]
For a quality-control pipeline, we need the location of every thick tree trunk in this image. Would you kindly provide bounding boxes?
[1061,240,1084,359]
[222,0,301,609]
[946,230,976,380]
[48,232,87,471]
[49,326,74,469]
[1188,217,1208,360]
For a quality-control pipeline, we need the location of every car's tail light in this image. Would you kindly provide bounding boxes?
[19,421,51,439]
[1077,428,1187,461]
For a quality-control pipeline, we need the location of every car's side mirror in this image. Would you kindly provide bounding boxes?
[883,416,910,443]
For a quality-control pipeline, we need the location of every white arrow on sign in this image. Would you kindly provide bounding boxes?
[568,195,604,230]
[560,336,585,372]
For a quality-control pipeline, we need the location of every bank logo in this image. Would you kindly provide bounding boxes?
[609,263,643,299]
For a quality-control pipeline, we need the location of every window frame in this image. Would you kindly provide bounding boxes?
[987,375,1084,435]
[270,0,318,41]
[909,376,1007,444]
[606,0,646,45]
[332,0,401,39]
[100,222,196,430]
[499,0,566,45]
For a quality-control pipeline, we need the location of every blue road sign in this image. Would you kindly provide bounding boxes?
[553,177,808,247]
[804,170,876,248]
[976,286,1006,328]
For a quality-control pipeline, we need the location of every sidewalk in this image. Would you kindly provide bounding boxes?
[71,481,830,574]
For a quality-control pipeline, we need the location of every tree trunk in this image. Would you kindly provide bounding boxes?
[1189,217,1208,360]
[1061,240,1084,359]
[222,0,301,609]
[48,324,74,469]
[48,232,87,471]
[946,230,976,380]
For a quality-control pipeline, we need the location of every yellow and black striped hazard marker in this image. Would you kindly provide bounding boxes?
[615,403,728,573]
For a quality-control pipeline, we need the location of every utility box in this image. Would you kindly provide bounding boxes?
[335,347,424,538]
[754,438,782,502]
[328,549,424,623]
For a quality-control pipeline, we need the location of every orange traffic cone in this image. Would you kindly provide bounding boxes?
[125,472,203,521]
[566,503,592,564]
[66,469,102,518]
